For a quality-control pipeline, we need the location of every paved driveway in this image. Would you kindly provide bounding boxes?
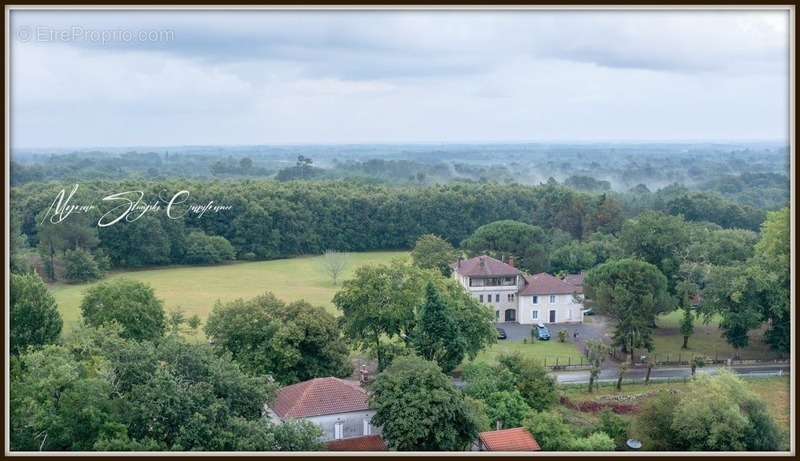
[496,315,611,347]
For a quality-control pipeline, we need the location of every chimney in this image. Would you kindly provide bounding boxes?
[496,420,503,431]
[479,256,485,268]
[508,256,515,268]
[359,364,369,385]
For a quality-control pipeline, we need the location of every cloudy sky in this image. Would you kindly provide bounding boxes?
[10,8,790,148]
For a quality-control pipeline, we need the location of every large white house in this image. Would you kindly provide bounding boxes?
[452,255,585,324]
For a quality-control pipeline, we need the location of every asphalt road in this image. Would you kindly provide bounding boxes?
[554,363,791,384]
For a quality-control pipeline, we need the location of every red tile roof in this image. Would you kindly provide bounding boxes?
[453,255,521,277]
[520,273,580,296]
[326,435,387,451]
[271,377,370,418]
[563,272,585,294]
[479,428,541,452]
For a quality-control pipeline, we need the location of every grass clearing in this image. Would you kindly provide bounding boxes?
[464,339,584,369]
[50,251,408,336]
[652,311,782,361]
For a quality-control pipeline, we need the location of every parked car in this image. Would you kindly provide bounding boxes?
[536,323,551,341]
[496,328,507,340]
[582,308,595,316]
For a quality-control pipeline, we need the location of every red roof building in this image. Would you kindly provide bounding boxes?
[477,428,542,452]
[271,377,370,419]
[326,435,387,451]
[520,272,579,296]
[563,272,586,294]
[453,255,521,278]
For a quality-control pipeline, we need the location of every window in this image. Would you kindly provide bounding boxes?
[334,422,344,440]
[495,310,500,321]
[550,295,556,303]
[479,294,484,303]
[495,294,500,302]
[508,294,515,302]
[532,296,538,304]
[363,419,371,436]
[532,310,538,320]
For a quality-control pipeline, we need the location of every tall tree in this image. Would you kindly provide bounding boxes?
[80,279,166,341]
[205,292,352,384]
[461,220,549,273]
[411,282,466,373]
[410,234,457,276]
[753,208,790,353]
[585,259,672,361]
[319,250,349,286]
[620,211,690,293]
[10,273,63,355]
[370,356,481,451]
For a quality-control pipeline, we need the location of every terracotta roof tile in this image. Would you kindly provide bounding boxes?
[563,272,585,294]
[479,428,541,452]
[326,435,387,451]
[271,377,370,418]
[453,255,521,277]
[520,273,580,296]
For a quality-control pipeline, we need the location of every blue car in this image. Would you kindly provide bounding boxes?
[536,323,551,341]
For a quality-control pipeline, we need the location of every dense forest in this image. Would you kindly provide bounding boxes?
[11,143,789,211]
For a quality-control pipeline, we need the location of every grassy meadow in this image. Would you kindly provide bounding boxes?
[50,251,408,336]
[651,310,782,361]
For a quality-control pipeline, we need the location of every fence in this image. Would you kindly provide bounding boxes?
[610,348,790,366]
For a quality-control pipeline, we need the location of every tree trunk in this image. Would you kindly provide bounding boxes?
[645,364,652,385]
[375,336,384,372]
[616,371,624,391]
[682,335,689,349]
[588,374,595,393]
[691,364,696,377]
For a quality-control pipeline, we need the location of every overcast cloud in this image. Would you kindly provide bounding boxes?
[10,9,790,148]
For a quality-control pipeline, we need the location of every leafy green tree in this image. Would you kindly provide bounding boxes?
[205,292,352,385]
[595,410,629,449]
[524,410,575,451]
[80,279,166,341]
[701,265,764,351]
[333,263,425,370]
[585,340,609,393]
[753,208,790,353]
[482,390,530,430]
[496,353,557,411]
[98,215,172,267]
[370,356,481,451]
[63,248,103,283]
[461,220,549,273]
[675,280,696,349]
[184,231,235,264]
[411,234,457,276]
[585,259,671,361]
[10,212,32,274]
[411,282,466,373]
[10,273,63,355]
[334,263,494,371]
[569,432,616,451]
[635,371,784,451]
[620,211,690,293]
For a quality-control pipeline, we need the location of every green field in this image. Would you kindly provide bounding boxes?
[50,251,408,335]
[464,339,584,370]
[651,310,782,361]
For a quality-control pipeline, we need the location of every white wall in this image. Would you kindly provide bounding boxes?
[305,410,379,442]
[518,294,583,325]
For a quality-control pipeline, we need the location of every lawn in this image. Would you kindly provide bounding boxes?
[50,251,408,336]
[651,310,782,362]
[464,339,584,369]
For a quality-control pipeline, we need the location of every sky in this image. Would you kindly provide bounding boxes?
[10,8,791,148]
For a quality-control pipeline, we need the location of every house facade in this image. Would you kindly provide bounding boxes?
[452,255,585,325]
[265,377,380,442]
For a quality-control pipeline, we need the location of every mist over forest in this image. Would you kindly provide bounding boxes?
[11,142,790,212]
